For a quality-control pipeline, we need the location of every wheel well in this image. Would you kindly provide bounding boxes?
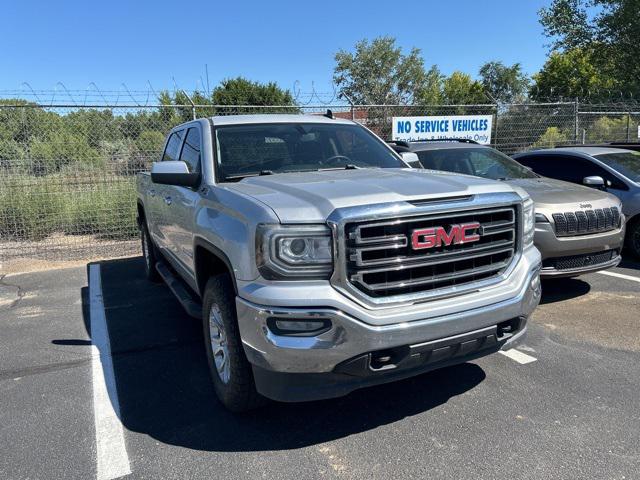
[137,201,145,228]
[194,245,236,297]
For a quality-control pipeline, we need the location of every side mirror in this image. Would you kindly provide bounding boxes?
[400,152,422,169]
[582,175,605,189]
[151,161,200,187]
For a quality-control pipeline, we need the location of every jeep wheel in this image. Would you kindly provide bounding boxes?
[202,274,264,412]
[141,224,160,282]
[626,218,640,259]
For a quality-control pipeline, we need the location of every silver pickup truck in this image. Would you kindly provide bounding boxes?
[136,114,542,411]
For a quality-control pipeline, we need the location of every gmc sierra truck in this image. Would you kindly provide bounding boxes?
[136,114,542,411]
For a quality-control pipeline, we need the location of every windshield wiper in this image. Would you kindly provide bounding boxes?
[317,164,361,171]
[223,170,274,181]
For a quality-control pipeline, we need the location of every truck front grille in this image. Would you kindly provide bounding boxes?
[552,207,619,237]
[345,207,518,298]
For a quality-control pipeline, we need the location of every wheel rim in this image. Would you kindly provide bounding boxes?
[209,304,231,384]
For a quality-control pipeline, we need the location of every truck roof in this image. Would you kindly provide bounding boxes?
[209,113,355,126]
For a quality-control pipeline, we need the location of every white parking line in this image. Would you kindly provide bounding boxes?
[499,349,538,365]
[597,270,640,283]
[89,264,131,480]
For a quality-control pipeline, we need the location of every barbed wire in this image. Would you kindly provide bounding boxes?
[0,81,349,107]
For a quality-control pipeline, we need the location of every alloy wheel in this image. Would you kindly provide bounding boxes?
[209,304,231,384]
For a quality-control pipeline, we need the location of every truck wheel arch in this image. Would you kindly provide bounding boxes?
[136,201,146,228]
[193,237,238,297]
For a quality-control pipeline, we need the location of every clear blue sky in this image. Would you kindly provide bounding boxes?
[2,0,551,97]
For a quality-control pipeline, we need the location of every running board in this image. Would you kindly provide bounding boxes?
[155,261,202,319]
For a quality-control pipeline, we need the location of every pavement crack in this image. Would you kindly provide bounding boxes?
[0,274,26,310]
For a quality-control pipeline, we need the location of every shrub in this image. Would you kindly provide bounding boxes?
[0,175,64,240]
[0,172,138,241]
[531,127,569,148]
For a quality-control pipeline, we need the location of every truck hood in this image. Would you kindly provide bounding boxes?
[222,168,520,223]
[507,177,621,212]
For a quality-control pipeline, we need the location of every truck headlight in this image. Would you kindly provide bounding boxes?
[523,198,535,248]
[256,224,333,279]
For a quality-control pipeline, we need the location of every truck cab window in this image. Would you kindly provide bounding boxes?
[162,130,184,162]
[179,127,202,173]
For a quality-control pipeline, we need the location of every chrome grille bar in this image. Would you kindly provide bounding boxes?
[354,258,514,292]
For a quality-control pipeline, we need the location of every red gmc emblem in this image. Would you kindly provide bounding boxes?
[411,222,481,250]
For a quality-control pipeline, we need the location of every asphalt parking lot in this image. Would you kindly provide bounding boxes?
[1,257,639,480]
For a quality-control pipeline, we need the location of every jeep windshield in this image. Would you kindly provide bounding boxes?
[214,123,405,181]
[416,147,538,181]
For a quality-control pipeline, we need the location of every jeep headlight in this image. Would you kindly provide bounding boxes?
[523,197,535,248]
[256,224,333,279]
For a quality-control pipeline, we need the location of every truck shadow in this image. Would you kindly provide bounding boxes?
[540,278,591,305]
[81,257,486,453]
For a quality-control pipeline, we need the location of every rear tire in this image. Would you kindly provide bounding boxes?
[202,274,264,412]
[141,223,161,282]
[625,218,640,259]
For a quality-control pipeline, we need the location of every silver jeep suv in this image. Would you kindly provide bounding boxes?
[514,146,640,258]
[391,140,625,277]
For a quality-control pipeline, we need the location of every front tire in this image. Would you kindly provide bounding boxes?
[202,274,264,412]
[625,218,640,259]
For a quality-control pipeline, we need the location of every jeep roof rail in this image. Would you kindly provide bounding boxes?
[413,138,480,144]
[387,140,411,147]
[389,138,480,145]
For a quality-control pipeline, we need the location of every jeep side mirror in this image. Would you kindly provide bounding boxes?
[582,175,605,189]
[151,161,200,187]
[400,152,422,169]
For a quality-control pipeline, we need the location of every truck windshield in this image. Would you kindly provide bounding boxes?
[594,151,640,182]
[416,147,538,180]
[214,123,405,180]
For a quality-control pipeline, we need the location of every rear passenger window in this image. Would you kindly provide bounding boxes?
[179,128,201,173]
[162,131,184,162]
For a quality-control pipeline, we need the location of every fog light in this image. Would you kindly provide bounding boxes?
[530,270,541,294]
[267,318,332,336]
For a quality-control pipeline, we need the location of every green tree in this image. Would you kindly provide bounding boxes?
[479,61,530,103]
[211,77,295,107]
[417,65,445,106]
[334,36,430,104]
[530,48,617,100]
[442,72,487,105]
[539,0,640,96]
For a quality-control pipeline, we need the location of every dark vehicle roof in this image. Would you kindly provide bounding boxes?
[513,146,638,157]
[556,142,640,152]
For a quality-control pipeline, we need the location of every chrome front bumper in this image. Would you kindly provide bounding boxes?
[236,252,541,375]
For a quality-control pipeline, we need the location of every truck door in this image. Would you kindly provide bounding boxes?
[162,126,202,284]
[148,129,185,255]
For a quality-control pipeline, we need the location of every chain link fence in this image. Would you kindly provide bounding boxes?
[1,98,639,270]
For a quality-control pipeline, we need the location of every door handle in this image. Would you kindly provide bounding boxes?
[164,196,172,205]
[148,189,156,197]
